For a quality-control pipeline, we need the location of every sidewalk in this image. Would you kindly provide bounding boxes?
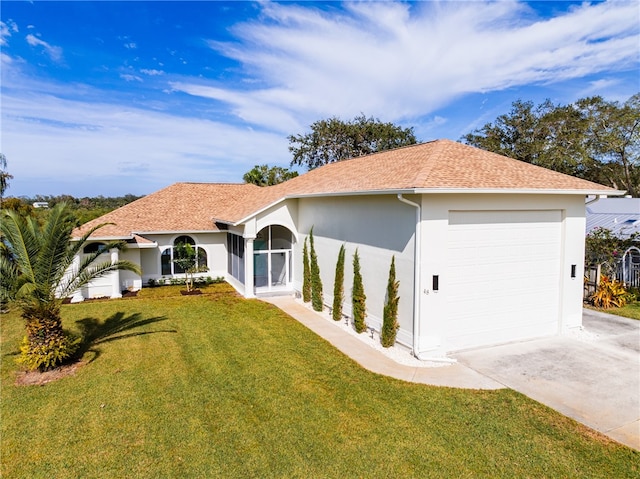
[262,295,504,390]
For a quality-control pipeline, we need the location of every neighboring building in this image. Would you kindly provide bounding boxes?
[585,197,640,290]
[32,202,49,208]
[72,140,620,355]
[586,197,640,238]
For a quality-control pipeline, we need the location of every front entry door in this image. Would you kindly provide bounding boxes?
[254,250,291,292]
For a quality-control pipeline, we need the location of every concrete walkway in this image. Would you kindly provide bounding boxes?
[263,296,503,389]
[263,296,640,450]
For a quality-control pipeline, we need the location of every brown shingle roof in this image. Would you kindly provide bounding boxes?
[271,139,618,195]
[74,139,619,239]
[73,183,262,238]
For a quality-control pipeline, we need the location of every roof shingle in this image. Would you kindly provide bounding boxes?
[74,139,619,239]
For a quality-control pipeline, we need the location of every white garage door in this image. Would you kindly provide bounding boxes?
[446,210,562,351]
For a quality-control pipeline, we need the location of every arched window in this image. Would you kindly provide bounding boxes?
[161,235,208,276]
[253,225,293,291]
[83,242,108,254]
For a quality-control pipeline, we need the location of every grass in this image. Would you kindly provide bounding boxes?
[594,301,640,320]
[2,283,639,478]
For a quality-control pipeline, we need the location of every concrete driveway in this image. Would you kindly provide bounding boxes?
[454,309,640,450]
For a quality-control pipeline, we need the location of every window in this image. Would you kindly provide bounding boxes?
[227,233,245,284]
[83,242,108,254]
[253,225,293,291]
[161,235,208,276]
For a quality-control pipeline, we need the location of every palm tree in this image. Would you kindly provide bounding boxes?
[1,203,141,370]
[0,153,13,203]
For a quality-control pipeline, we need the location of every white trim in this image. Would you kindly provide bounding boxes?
[396,194,423,359]
[415,188,626,196]
[133,229,221,235]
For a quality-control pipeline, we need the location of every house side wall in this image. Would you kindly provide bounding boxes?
[418,193,586,353]
[138,232,228,283]
[295,195,417,347]
[121,248,142,291]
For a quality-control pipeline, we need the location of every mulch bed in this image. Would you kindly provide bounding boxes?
[15,361,85,386]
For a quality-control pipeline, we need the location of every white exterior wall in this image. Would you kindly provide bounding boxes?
[80,249,113,299]
[79,246,141,299]
[255,200,299,240]
[295,195,417,347]
[141,232,227,284]
[418,193,586,354]
[120,248,142,292]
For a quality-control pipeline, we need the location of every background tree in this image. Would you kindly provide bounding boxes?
[3,194,142,225]
[289,114,417,170]
[381,256,400,348]
[577,94,640,196]
[351,248,367,333]
[243,164,299,186]
[332,244,345,321]
[302,237,311,303]
[0,153,13,204]
[1,203,141,370]
[309,228,323,311]
[463,93,640,195]
[584,227,636,277]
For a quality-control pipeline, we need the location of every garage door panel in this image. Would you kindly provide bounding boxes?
[445,210,561,350]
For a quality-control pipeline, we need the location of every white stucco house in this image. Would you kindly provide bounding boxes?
[72,140,621,355]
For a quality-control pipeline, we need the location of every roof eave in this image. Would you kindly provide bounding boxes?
[415,188,626,196]
[132,229,222,235]
[70,234,158,249]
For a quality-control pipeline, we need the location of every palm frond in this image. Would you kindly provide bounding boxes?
[58,260,141,299]
[35,203,76,292]
[0,209,39,284]
[0,254,18,304]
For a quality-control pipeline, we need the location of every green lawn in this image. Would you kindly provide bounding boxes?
[595,301,640,320]
[2,284,638,478]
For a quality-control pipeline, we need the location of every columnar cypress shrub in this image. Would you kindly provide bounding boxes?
[302,237,311,302]
[309,228,323,311]
[381,255,400,347]
[352,248,367,333]
[332,244,346,321]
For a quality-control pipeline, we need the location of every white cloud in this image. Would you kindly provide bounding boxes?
[0,20,18,46]
[120,73,143,82]
[25,33,63,62]
[1,86,290,196]
[173,0,639,132]
[124,42,137,49]
[140,68,164,76]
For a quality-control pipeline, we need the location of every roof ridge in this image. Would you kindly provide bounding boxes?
[411,140,446,187]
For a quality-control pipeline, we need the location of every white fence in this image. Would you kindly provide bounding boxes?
[584,246,640,299]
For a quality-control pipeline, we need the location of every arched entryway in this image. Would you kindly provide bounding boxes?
[254,225,293,294]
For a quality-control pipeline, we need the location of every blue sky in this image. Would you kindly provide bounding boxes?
[1,1,638,197]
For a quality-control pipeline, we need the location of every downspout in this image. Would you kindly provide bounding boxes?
[585,195,602,206]
[397,194,457,364]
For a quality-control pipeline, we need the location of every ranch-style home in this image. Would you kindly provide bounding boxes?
[72,139,621,355]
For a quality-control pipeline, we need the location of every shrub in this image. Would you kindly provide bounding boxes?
[309,228,323,312]
[17,331,81,371]
[352,249,367,333]
[302,237,311,303]
[381,256,400,347]
[591,275,633,308]
[332,245,346,321]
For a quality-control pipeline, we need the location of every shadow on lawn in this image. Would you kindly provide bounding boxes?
[76,312,175,363]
